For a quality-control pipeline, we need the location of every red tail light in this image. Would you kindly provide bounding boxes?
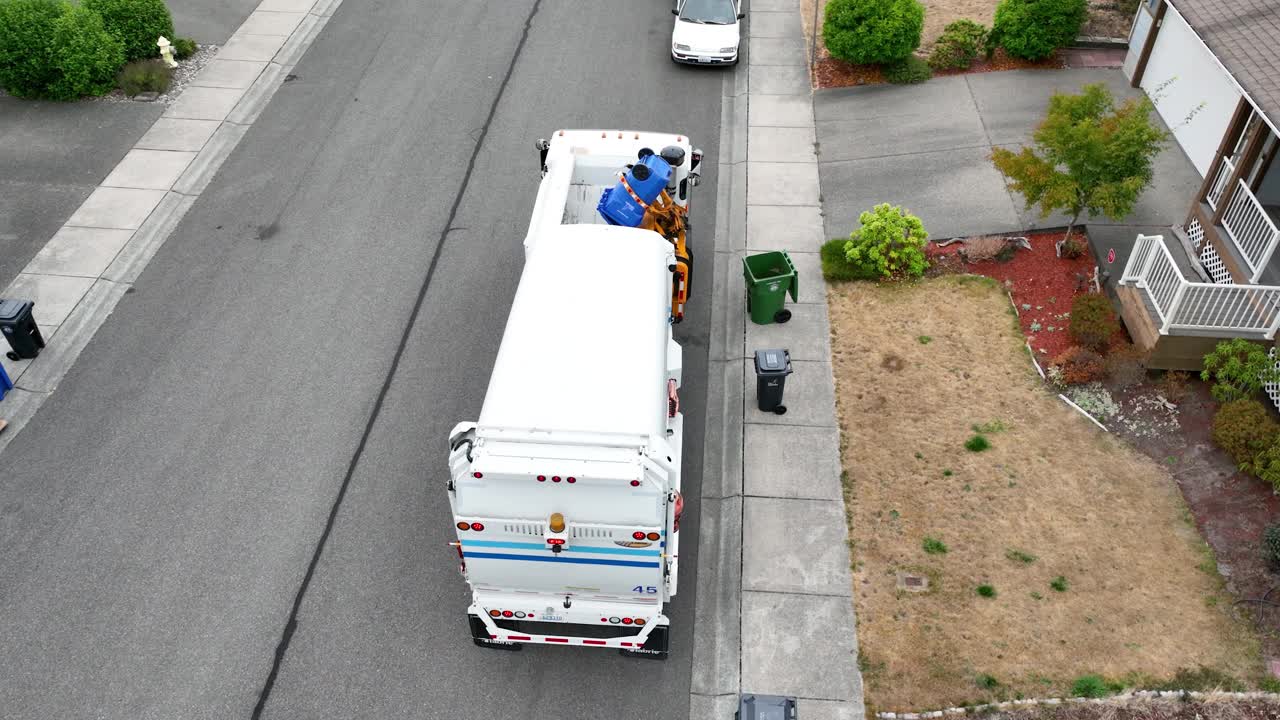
[471,522,485,532]
[537,475,546,482]
[547,538,565,545]
[502,610,514,618]
[621,617,633,625]
[632,531,645,540]
[629,480,640,487]
[552,476,561,483]
[472,472,483,478]
[601,617,609,623]
[567,477,576,484]
[456,522,471,531]
[646,532,660,541]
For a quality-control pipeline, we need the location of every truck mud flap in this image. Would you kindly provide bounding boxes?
[620,624,669,660]
[468,614,522,651]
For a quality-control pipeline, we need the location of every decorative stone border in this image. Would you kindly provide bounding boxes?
[1071,35,1129,50]
[877,690,1280,718]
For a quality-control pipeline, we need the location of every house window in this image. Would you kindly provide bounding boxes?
[1147,0,1160,11]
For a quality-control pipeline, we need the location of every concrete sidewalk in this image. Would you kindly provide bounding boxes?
[815,68,1202,242]
[691,0,865,717]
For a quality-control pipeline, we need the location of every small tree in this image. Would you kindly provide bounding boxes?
[822,0,924,66]
[990,83,1167,243]
[843,203,929,279]
[1201,338,1280,403]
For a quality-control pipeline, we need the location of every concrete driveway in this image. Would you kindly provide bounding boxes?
[815,68,1203,243]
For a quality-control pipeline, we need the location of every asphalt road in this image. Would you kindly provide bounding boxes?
[0,0,724,718]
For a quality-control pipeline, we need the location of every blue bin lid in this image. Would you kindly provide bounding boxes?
[0,299,33,324]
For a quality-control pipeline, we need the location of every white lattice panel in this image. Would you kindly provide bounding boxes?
[1200,242,1233,284]
[1187,217,1204,250]
[1267,347,1280,412]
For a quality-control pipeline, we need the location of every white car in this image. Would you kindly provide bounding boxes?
[670,0,744,66]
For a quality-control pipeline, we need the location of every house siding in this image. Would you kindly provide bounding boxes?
[1140,4,1243,176]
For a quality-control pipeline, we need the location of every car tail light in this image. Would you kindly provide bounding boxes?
[630,480,640,487]
[632,531,645,540]
[646,532,660,541]
[601,618,609,623]
[502,610,514,618]
[456,522,471,531]
[552,476,561,483]
[472,472,483,478]
[621,617,633,625]
[547,538,565,545]
[489,609,500,617]
[471,522,485,532]
[635,618,646,626]
[537,475,546,482]
[567,477,576,484]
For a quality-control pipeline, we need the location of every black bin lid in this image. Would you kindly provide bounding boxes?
[754,349,790,374]
[737,694,798,720]
[0,299,33,323]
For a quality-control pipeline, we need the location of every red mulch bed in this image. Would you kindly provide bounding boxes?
[813,48,1065,90]
[926,229,1096,360]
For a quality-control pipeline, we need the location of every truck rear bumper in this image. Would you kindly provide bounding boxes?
[467,605,670,656]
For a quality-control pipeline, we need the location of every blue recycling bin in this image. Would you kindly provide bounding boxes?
[0,360,12,401]
[597,153,673,227]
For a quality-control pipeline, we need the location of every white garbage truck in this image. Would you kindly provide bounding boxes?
[445,130,701,658]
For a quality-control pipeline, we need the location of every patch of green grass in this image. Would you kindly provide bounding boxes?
[1071,674,1115,698]
[922,536,948,555]
[821,238,877,282]
[1005,549,1036,564]
[1143,666,1245,692]
[962,483,972,492]
[889,509,900,520]
[918,335,933,344]
[971,420,1009,434]
[1029,591,1043,600]
[942,468,953,477]
[1050,576,1069,592]
[1205,595,1219,607]
[965,434,991,452]
[975,673,1000,690]
[1260,676,1280,693]
[915,451,924,459]
[976,584,996,598]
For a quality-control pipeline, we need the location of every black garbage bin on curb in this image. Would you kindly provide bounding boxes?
[737,693,798,720]
[753,348,792,415]
[0,299,45,361]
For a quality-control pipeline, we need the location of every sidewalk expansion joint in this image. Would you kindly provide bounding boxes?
[820,142,996,165]
[745,587,850,599]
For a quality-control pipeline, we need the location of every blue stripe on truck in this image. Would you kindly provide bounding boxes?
[462,540,662,557]
[463,551,661,569]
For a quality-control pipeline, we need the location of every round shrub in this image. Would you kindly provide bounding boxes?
[172,36,196,59]
[46,3,124,100]
[823,0,924,66]
[1068,293,1118,352]
[992,0,1088,61]
[843,203,929,279]
[927,19,989,70]
[1263,523,1280,568]
[1051,346,1105,385]
[0,0,64,98]
[1211,398,1279,472]
[117,58,170,96]
[883,55,931,84]
[83,0,173,62]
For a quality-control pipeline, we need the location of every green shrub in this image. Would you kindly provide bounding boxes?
[843,203,929,279]
[883,54,931,84]
[46,2,124,100]
[993,0,1088,60]
[922,536,948,554]
[975,673,1000,689]
[172,35,196,59]
[823,0,925,66]
[1255,440,1280,493]
[1071,674,1115,698]
[1200,339,1280,403]
[1006,549,1036,564]
[117,58,170,95]
[83,0,173,62]
[928,19,988,70]
[976,584,996,598]
[0,0,64,98]
[965,434,990,452]
[1050,575,1069,592]
[1210,399,1278,472]
[821,237,878,282]
[1068,293,1118,352]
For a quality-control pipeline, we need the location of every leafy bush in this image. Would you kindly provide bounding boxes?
[1050,575,1069,592]
[843,203,929,279]
[1005,549,1036,564]
[1069,293,1118,352]
[1210,399,1278,471]
[964,434,991,452]
[821,237,878,282]
[46,2,124,100]
[975,673,1000,689]
[117,58,170,95]
[1264,523,1280,569]
[1060,238,1086,259]
[1051,346,1105,385]
[1104,344,1148,388]
[993,0,1088,60]
[922,536,948,554]
[976,584,996,598]
[1071,674,1116,698]
[172,36,196,59]
[883,54,931,84]
[1255,440,1280,494]
[1200,339,1280,403]
[0,0,64,97]
[927,19,988,70]
[83,0,173,62]
[822,0,925,66]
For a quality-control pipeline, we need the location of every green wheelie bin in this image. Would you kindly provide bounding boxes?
[742,251,798,325]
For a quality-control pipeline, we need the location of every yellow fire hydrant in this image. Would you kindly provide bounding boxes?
[157,36,178,68]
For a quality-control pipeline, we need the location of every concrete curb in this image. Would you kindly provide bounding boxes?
[0,0,346,454]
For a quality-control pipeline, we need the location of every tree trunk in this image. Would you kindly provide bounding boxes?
[1063,209,1083,244]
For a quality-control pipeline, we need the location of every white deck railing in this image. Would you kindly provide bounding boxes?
[1207,156,1235,210]
[1220,178,1280,281]
[1121,234,1280,338]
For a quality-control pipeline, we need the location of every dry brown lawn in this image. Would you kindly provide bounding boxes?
[828,276,1262,711]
